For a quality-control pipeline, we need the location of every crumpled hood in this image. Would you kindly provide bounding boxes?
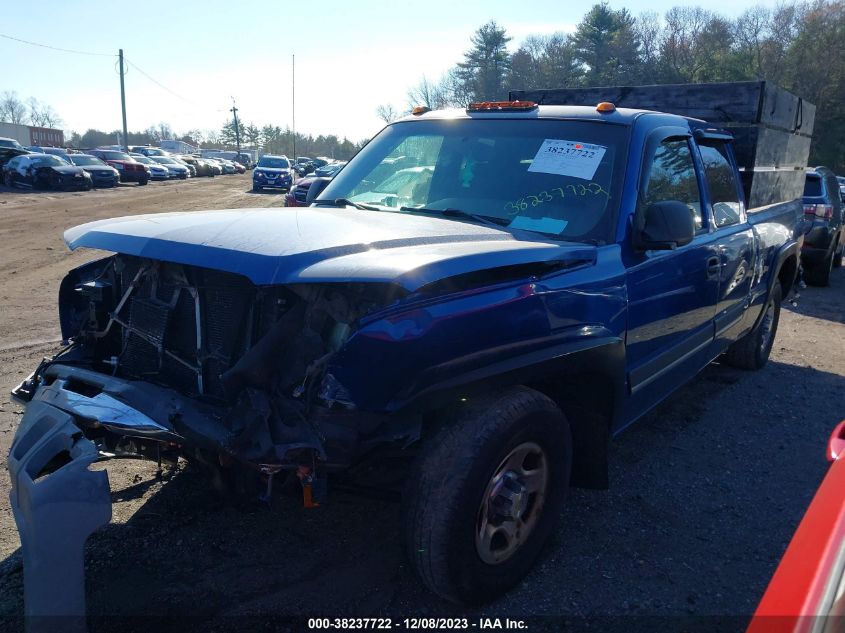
[64,208,596,290]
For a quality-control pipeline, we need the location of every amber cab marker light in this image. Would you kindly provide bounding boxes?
[411,106,430,116]
[596,102,617,113]
[466,100,538,112]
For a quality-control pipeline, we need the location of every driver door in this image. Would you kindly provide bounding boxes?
[624,133,720,419]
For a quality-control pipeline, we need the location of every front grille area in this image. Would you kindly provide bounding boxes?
[112,256,277,401]
[293,185,309,203]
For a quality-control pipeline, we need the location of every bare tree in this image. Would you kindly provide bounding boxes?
[39,104,63,129]
[407,74,452,110]
[0,91,28,125]
[376,104,399,123]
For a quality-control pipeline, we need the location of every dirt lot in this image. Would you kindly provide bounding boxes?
[0,174,843,632]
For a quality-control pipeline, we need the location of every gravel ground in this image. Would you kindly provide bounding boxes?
[0,175,842,632]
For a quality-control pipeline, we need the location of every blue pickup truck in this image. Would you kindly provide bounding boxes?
[10,89,808,613]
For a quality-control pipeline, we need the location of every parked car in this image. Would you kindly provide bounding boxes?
[9,86,809,612]
[172,157,196,177]
[2,153,92,191]
[129,154,170,181]
[178,155,214,177]
[26,146,73,159]
[215,158,237,175]
[0,137,24,150]
[128,146,169,157]
[0,145,29,169]
[802,166,844,285]
[67,154,120,188]
[285,163,345,207]
[837,175,845,202]
[314,161,345,178]
[151,156,190,179]
[204,158,223,176]
[232,161,246,174]
[88,149,149,185]
[252,154,294,191]
[293,156,314,176]
[748,419,845,632]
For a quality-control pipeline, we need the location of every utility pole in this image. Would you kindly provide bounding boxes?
[230,99,241,158]
[118,49,129,151]
[292,54,296,159]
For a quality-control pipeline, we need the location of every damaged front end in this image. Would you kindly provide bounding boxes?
[9,254,414,620]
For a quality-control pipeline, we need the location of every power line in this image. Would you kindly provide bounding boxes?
[123,57,228,114]
[0,32,114,57]
[123,58,198,106]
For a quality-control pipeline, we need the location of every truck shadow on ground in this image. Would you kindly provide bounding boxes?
[0,358,842,632]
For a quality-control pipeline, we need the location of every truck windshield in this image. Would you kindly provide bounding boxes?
[320,118,628,242]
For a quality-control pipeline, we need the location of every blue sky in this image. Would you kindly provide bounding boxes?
[2,0,782,142]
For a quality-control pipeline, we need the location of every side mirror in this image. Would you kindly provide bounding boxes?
[305,177,332,204]
[636,200,695,251]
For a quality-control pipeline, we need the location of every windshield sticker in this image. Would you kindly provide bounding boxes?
[509,216,569,234]
[528,140,606,180]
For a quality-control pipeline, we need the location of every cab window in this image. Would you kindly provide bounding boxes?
[642,139,703,232]
[699,143,742,228]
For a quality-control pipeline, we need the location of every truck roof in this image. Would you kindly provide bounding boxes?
[396,105,693,127]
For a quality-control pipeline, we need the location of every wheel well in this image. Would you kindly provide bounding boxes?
[526,372,614,490]
[778,254,798,297]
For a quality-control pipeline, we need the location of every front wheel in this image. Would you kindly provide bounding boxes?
[724,280,781,370]
[403,387,572,604]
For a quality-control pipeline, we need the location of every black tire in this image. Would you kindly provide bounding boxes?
[3,173,13,188]
[403,386,572,604]
[138,178,148,186]
[805,248,834,286]
[252,185,261,192]
[724,280,782,370]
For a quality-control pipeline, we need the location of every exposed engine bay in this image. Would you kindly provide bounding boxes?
[15,254,415,474]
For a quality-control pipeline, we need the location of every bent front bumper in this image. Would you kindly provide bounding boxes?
[8,400,111,623]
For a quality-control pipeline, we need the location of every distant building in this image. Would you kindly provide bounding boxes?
[0,121,64,147]
[160,139,197,154]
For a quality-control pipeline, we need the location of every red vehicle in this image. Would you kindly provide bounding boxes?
[88,149,149,185]
[748,420,845,632]
[284,175,317,206]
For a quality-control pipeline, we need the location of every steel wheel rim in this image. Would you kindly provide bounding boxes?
[476,441,548,565]
[759,301,775,352]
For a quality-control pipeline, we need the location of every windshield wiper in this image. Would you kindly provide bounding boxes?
[314,198,382,211]
[399,206,511,229]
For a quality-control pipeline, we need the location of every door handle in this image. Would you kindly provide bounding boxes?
[706,257,722,276]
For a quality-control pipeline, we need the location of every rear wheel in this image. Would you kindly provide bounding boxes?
[724,280,781,370]
[403,387,571,604]
[138,178,148,186]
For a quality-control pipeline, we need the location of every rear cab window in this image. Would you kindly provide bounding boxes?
[804,175,823,198]
[698,142,743,228]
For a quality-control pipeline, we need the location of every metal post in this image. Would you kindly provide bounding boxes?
[230,101,241,158]
[118,49,129,151]
[292,54,296,159]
